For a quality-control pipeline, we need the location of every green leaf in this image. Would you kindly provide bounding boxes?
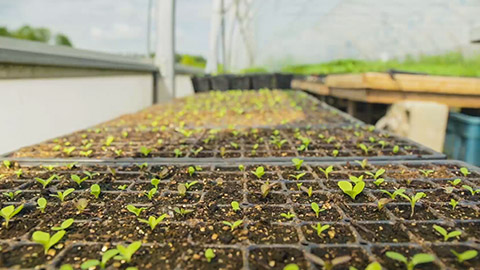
[60,264,74,270]
[52,218,74,231]
[386,251,408,264]
[283,263,299,270]
[365,262,382,270]
[205,248,215,262]
[451,249,478,263]
[411,253,435,266]
[81,260,100,269]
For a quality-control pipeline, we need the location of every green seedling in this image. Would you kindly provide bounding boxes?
[144,188,157,200]
[238,164,245,171]
[377,198,391,210]
[185,181,198,190]
[35,175,58,188]
[187,166,196,176]
[81,248,119,269]
[32,230,66,254]
[3,190,21,200]
[83,171,99,179]
[52,218,74,231]
[50,188,75,202]
[126,205,146,217]
[291,158,304,170]
[270,137,287,149]
[74,199,89,213]
[305,252,351,270]
[311,202,325,217]
[448,178,461,186]
[338,180,365,200]
[178,184,187,197]
[358,143,373,154]
[365,168,385,180]
[378,140,388,149]
[349,262,383,270]
[37,197,47,213]
[173,207,193,216]
[231,201,240,212]
[63,146,76,155]
[462,185,480,195]
[205,248,215,263]
[296,183,303,190]
[433,225,461,241]
[332,149,339,157]
[354,159,368,169]
[71,174,88,186]
[115,241,141,263]
[139,146,152,156]
[449,199,459,210]
[79,150,93,157]
[392,145,400,154]
[61,264,74,270]
[14,169,23,178]
[261,181,274,198]
[283,263,299,270]
[450,249,478,263]
[90,184,101,199]
[151,178,160,189]
[138,214,168,230]
[300,186,313,197]
[399,192,427,217]
[373,178,385,186]
[349,175,364,184]
[318,165,334,179]
[381,188,406,200]
[385,252,435,270]
[460,167,470,177]
[0,204,23,228]
[136,163,148,170]
[191,147,204,156]
[290,172,306,180]
[3,160,11,168]
[104,135,115,146]
[312,223,330,237]
[222,220,243,231]
[280,212,295,220]
[419,169,434,177]
[230,142,239,149]
[252,166,265,179]
[174,148,183,157]
[325,136,335,144]
[118,184,128,190]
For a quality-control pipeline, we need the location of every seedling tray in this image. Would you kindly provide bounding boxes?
[0,159,478,269]
[6,125,445,162]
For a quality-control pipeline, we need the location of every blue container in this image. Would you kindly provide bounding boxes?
[444,112,480,165]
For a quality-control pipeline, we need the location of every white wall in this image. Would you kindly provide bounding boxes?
[0,74,153,154]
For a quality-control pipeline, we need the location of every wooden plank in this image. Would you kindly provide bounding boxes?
[363,90,480,108]
[330,88,368,101]
[291,79,330,95]
[325,72,480,95]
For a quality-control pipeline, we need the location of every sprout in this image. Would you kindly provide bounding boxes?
[0,204,24,228]
[178,184,187,197]
[380,189,406,200]
[118,184,128,190]
[318,165,334,179]
[32,230,66,254]
[373,178,385,186]
[365,168,385,180]
[139,146,152,156]
[63,146,76,155]
[52,218,74,231]
[81,249,119,269]
[138,214,168,230]
[144,188,157,200]
[90,184,101,199]
[174,148,183,157]
[392,145,400,154]
[283,263,299,270]
[252,166,265,179]
[449,199,459,210]
[290,172,306,180]
[173,207,193,216]
[353,159,368,170]
[3,160,11,168]
[83,171,99,179]
[300,186,313,197]
[419,169,434,177]
[459,167,470,177]
[61,264,74,270]
[136,163,148,170]
[291,158,304,170]
[305,253,351,270]
[14,169,23,178]
[433,225,461,241]
[104,135,115,146]
[35,174,58,188]
[296,183,303,190]
[231,201,240,212]
[205,248,216,263]
[311,223,330,237]
[115,241,142,263]
[450,249,478,263]
[127,205,146,217]
[385,252,435,270]
[377,198,391,210]
[332,150,339,157]
[358,143,373,154]
[230,142,239,149]
[191,147,204,156]
[50,188,75,202]
[222,220,243,231]
[349,175,364,184]
[338,180,365,200]
[71,174,88,186]
[3,190,21,200]
[74,199,89,213]
[462,185,480,195]
[185,181,199,190]
[280,212,295,220]
[151,178,160,189]
[311,202,325,218]
[238,164,245,171]
[399,192,427,217]
[448,178,461,186]
[260,181,274,198]
[187,166,196,176]
[37,197,47,213]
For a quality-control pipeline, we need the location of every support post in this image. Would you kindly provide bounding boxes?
[155,0,176,99]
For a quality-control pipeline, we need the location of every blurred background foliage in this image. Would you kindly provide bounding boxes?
[0,25,73,47]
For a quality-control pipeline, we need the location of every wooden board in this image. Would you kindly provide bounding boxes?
[325,72,480,96]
